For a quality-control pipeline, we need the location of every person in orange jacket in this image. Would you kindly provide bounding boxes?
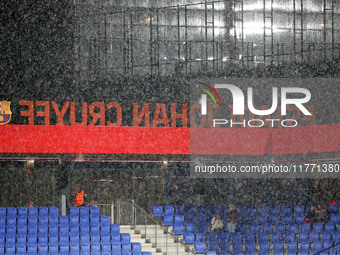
[74,185,87,206]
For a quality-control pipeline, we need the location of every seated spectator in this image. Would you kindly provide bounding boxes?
[315,204,329,222]
[226,205,239,233]
[305,205,316,223]
[211,213,224,233]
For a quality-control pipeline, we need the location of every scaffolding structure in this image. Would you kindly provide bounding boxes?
[73,0,340,79]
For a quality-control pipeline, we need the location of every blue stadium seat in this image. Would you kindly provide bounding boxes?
[38,226,48,236]
[275,223,286,233]
[91,243,101,254]
[0,227,4,237]
[321,232,332,242]
[70,234,80,244]
[90,225,99,235]
[209,206,220,216]
[89,207,99,216]
[80,215,90,225]
[17,226,27,236]
[294,205,305,215]
[261,224,272,233]
[27,235,37,245]
[58,216,68,226]
[328,205,339,214]
[324,223,335,232]
[218,232,229,242]
[207,232,217,243]
[0,218,5,227]
[28,208,38,217]
[270,213,280,224]
[244,233,255,243]
[164,206,174,216]
[196,222,207,233]
[231,242,242,253]
[49,207,58,218]
[184,206,196,217]
[245,206,256,224]
[59,225,69,236]
[48,243,58,254]
[271,232,282,243]
[6,217,16,226]
[91,234,100,244]
[258,233,269,244]
[38,244,48,254]
[288,224,299,233]
[111,234,120,243]
[248,224,260,233]
[80,234,90,244]
[48,234,58,244]
[59,243,69,254]
[28,225,38,236]
[80,225,90,235]
[101,243,111,254]
[69,216,79,226]
[101,234,110,244]
[0,236,5,245]
[299,242,310,253]
[258,242,270,254]
[309,232,320,242]
[7,208,17,217]
[294,214,305,224]
[5,244,15,254]
[282,213,293,224]
[121,233,131,243]
[286,242,297,254]
[195,233,205,243]
[331,214,340,224]
[207,241,218,251]
[194,242,206,253]
[6,226,16,237]
[70,243,79,254]
[0,208,6,218]
[258,206,269,216]
[313,223,324,232]
[111,224,120,234]
[122,243,131,253]
[184,233,194,244]
[112,243,121,254]
[185,223,195,233]
[69,207,79,216]
[79,207,89,217]
[244,238,256,253]
[39,216,48,226]
[17,245,27,254]
[80,243,90,254]
[38,207,48,217]
[174,215,184,225]
[152,206,163,217]
[270,206,280,215]
[101,225,110,235]
[18,207,28,217]
[70,225,79,236]
[27,244,37,254]
[49,216,58,226]
[38,235,48,245]
[163,215,173,226]
[59,235,69,245]
[142,253,152,255]
[197,206,208,216]
[273,242,284,253]
[282,206,292,215]
[284,232,296,243]
[312,242,323,253]
[174,222,184,235]
[206,251,217,255]
[257,214,268,224]
[301,223,311,232]
[6,235,16,246]
[219,239,229,252]
[100,215,110,225]
[323,240,333,249]
[90,215,100,225]
[49,225,58,236]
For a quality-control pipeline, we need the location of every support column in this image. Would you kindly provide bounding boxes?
[58,159,68,216]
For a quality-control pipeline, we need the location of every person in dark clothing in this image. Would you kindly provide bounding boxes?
[171,184,182,206]
[315,204,329,222]
[226,205,239,232]
[305,205,316,223]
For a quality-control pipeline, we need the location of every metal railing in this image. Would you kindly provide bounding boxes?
[314,242,340,255]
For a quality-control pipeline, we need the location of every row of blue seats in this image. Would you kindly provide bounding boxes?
[183,231,340,244]
[194,240,339,255]
[0,207,100,217]
[0,215,111,227]
[0,243,151,255]
[1,233,135,245]
[159,212,340,226]
[152,204,339,217]
[172,222,339,235]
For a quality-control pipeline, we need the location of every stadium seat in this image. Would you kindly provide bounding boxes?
[112,243,121,254]
[27,225,38,236]
[270,206,281,215]
[80,215,90,225]
[48,234,58,244]
[207,232,217,243]
[70,243,79,254]
[163,215,173,226]
[27,244,37,254]
[258,233,269,244]
[325,223,335,232]
[244,237,255,253]
[0,218,5,227]
[282,206,292,215]
[111,234,120,243]
[80,243,90,254]
[49,225,58,236]
[282,213,293,224]
[70,234,80,244]
[323,240,333,249]
[69,216,79,226]
[49,207,58,217]
[328,205,339,214]
[91,234,100,244]
[331,214,340,224]
[100,215,110,225]
[197,206,209,216]
[184,233,194,244]
[59,235,69,245]
[207,241,218,251]
[111,224,120,234]
[28,208,38,217]
[174,215,184,225]
[210,206,220,216]
[90,225,99,235]
[275,223,286,233]
[195,233,204,243]
[101,243,111,254]
[48,243,58,254]
[262,224,272,233]
[175,206,184,215]
[38,244,48,254]
[69,207,79,216]
[196,222,207,233]
[300,242,310,253]
[39,226,48,236]
[273,242,284,253]
[142,252,152,255]
[18,207,27,217]
[258,206,269,216]
[152,206,162,217]
[219,238,229,252]
[312,242,323,253]
[80,224,90,235]
[163,206,174,216]
[91,243,101,254]
[301,223,311,232]
[294,214,305,224]
[258,242,270,254]
[0,208,6,218]
[288,224,299,233]
[38,235,48,245]
[90,215,99,225]
[27,235,37,245]
[121,233,131,243]
[185,223,195,233]
[286,242,297,254]
[59,243,69,254]
[79,207,89,217]
[58,216,68,226]
[313,223,324,232]
[270,214,280,224]
[6,217,16,226]
[80,234,90,244]
[195,242,206,253]
[101,233,110,244]
[284,232,296,243]
[294,205,305,215]
[17,226,27,236]
[206,251,216,255]
[89,206,99,216]
[321,232,332,242]
[271,232,282,243]
[173,222,184,235]
[7,208,17,217]
[38,207,48,217]
[16,235,26,245]
[59,225,69,236]
[5,244,15,254]
[17,244,27,254]
[257,214,268,224]
[39,216,48,226]
[248,224,260,233]
[309,232,320,242]
[49,216,58,226]
[132,242,141,253]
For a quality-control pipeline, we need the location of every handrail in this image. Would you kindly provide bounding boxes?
[128,199,159,225]
[314,242,340,255]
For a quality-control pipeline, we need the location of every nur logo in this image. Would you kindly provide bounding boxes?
[196,82,223,115]
[0,101,12,125]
